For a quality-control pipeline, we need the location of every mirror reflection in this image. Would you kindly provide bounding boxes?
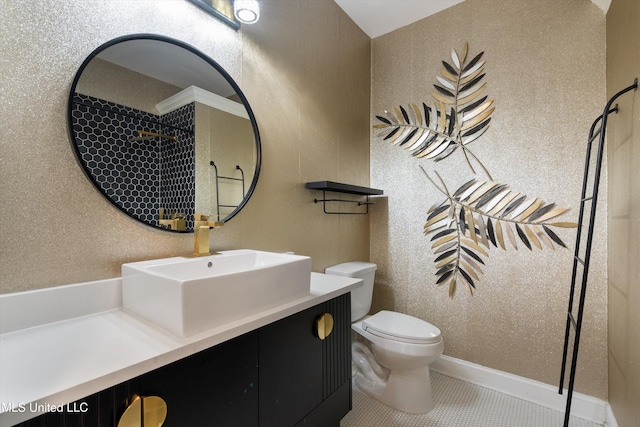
[68,35,261,232]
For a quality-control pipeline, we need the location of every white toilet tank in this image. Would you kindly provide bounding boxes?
[325,262,377,322]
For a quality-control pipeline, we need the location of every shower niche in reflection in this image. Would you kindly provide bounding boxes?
[68,35,261,232]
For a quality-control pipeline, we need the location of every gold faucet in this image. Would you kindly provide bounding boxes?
[193,214,224,256]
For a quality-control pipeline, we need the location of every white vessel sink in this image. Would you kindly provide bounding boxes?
[122,250,312,337]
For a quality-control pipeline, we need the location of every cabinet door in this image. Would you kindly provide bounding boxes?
[319,293,351,400]
[259,294,352,427]
[140,330,259,427]
[296,293,352,427]
[259,303,324,427]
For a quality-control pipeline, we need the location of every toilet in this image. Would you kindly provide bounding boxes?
[325,262,443,414]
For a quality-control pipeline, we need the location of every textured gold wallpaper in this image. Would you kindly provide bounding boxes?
[606,0,640,425]
[370,0,608,398]
[0,0,371,294]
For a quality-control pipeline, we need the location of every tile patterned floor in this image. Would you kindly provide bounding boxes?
[341,371,602,427]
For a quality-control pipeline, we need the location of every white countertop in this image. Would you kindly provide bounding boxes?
[0,272,362,426]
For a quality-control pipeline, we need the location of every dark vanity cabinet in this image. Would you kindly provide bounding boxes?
[15,294,351,427]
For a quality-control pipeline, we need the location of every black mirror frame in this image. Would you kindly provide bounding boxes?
[67,33,261,231]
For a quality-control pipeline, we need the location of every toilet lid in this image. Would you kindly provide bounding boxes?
[362,311,441,344]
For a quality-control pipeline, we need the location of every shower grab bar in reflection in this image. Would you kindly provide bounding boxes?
[133,130,177,141]
[558,78,637,427]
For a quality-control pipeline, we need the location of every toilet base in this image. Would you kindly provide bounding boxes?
[355,365,434,414]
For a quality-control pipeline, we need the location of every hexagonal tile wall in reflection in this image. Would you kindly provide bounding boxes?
[71,94,195,229]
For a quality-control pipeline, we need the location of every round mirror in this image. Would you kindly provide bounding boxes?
[68,34,261,232]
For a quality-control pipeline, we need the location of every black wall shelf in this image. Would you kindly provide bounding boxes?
[306,181,383,195]
[305,181,384,214]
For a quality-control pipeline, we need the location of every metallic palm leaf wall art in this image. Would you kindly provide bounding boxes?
[422,169,577,296]
[373,44,577,297]
[374,43,494,179]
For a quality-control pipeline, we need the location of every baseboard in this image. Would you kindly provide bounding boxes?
[604,402,618,427]
[431,355,608,425]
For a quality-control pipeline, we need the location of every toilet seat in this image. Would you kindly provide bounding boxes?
[362,311,441,344]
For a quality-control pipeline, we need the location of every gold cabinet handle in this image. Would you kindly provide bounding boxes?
[118,396,167,427]
[316,313,334,340]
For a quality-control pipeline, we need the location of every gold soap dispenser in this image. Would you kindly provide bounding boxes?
[193,214,224,256]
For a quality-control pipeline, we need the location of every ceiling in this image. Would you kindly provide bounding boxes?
[97,39,237,97]
[333,0,466,38]
[333,0,611,39]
